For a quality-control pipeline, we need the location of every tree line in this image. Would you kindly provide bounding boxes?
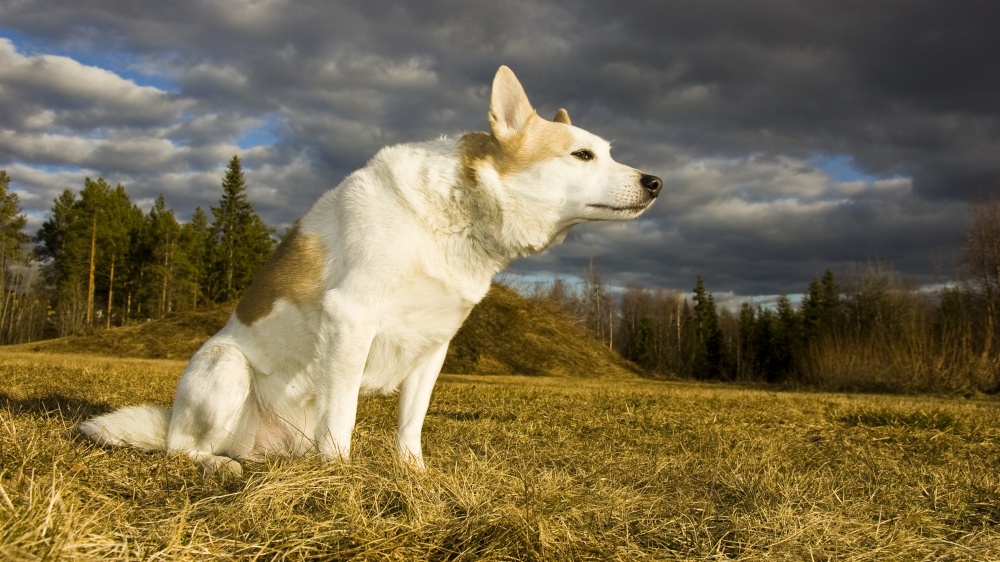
[3,157,999,393]
[0,156,275,342]
[530,199,1000,394]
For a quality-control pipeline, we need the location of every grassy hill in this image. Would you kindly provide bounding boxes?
[13,284,640,378]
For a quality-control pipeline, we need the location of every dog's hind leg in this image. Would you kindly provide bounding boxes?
[166,343,259,476]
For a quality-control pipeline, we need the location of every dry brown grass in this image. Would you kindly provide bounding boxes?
[2,350,1000,560]
[801,332,1000,395]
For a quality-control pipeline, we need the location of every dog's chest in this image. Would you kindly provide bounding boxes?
[382,271,483,343]
[359,273,484,392]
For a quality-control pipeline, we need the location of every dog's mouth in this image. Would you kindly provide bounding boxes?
[587,203,651,213]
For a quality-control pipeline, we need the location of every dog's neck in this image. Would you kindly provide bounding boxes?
[452,131,567,272]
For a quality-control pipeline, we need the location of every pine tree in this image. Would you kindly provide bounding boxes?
[620,284,657,369]
[737,302,757,379]
[0,171,27,266]
[208,156,275,302]
[35,189,87,335]
[801,268,842,346]
[771,294,799,382]
[179,206,210,310]
[35,179,141,333]
[34,189,78,269]
[690,276,724,379]
[146,195,182,317]
[801,276,825,344]
[0,171,27,291]
[75,179,140,327]
[0,170,30,342]
[76,178,117,325]
[820,268,841,322]
[631,315,657,370]
[101,184,142,328]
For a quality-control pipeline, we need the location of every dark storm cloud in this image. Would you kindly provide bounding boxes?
[567,1,1000,199]
[1,0,998,299]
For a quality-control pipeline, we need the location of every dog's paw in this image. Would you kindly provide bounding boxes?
[403,460,426,473]
[196,454,243,478]
[396,450,426,472]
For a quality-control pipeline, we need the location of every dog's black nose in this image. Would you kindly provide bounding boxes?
[641,174,663,198]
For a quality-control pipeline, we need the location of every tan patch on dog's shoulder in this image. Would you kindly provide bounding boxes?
[459,116,576,181]
[235,226,326,325]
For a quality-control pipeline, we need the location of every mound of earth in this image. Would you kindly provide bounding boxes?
[14,284,639,378]
[445,284,639,378]
[17,307,232,361]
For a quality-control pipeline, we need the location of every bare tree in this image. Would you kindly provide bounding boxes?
[964,196,1000,358]
[582,258,613,348]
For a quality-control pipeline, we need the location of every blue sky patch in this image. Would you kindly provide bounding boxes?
[811,155,880,184]
[237,113,281,149]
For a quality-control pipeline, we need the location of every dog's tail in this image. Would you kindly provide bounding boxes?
[79,405,171,451]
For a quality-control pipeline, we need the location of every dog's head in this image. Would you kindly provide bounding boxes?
[488,66,660,220]
[459,66,661,255]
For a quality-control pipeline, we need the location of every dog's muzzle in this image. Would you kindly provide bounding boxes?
[641,174,663,198]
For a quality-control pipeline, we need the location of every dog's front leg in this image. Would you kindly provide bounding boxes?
[396,341,449,470]
[315,293,376,462]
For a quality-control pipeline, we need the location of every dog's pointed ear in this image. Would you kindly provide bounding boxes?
[489,66,536,142]
[553,108,571,125]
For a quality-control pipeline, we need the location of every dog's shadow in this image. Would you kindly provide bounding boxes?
[0,392,110,424]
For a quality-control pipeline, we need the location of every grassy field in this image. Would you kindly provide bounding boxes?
[2,350,1000,560]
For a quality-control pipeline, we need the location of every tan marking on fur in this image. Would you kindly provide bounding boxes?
[458,130,501,189]
[509,116,576,176]
[235,226,326,325]
[459,115,576,183]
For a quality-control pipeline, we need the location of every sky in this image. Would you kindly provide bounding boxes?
[1,0,998,303]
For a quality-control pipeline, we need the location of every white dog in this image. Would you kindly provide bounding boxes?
[80,66,662,475]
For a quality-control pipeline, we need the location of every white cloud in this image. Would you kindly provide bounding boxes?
[831,177,911,200]
[0,38,190,131]
[323,55,439,89]
[662,154,834,212]
[218,0,291,31]
[0,130,184,173]
[183,62,250,95]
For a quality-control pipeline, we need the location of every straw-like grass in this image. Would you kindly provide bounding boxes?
[2,351,999,560]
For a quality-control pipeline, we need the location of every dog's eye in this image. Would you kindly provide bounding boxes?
[571,149,595,162]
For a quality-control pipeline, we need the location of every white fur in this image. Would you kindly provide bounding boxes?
[79,66,661,476]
